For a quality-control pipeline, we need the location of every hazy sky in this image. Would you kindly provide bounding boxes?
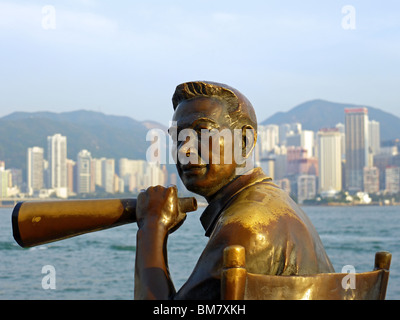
[1,0,399,126]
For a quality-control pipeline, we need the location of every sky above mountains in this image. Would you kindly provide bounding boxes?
[1,1,399,126]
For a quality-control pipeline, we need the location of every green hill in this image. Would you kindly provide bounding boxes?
[0,110,165,174]
[261,99,400,141]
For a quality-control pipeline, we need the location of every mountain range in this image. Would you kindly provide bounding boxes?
[1,99,399,174]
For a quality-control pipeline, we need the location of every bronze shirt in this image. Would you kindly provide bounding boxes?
[175,168,334,300]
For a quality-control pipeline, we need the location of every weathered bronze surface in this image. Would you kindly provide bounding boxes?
[134,81,335,300]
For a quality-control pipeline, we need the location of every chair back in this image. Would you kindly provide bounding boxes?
[221,245,391,300]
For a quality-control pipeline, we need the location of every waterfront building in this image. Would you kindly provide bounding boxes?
[369,120,381,156]
[92,158,104,188]
[0,165,10,198]
[385,166,400,194]
[257,124,279,158]
[287,130,315,158]
[119,158,147,192]
[278,124,291,145]
[335,123,346,159]
[345,108,369,192]
[102,158,115,193]
[47,134,67,198]
[27,146,44,195]
[145,162,167,187]
[77,149,92,194]
[273,146,287,180]
[66,159,76,195]
[297,174,317,204]
[286,146,318,177]
[363,166,380,194]
[317,129,342,194]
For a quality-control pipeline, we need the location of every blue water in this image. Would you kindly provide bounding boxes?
[0,205,399,300]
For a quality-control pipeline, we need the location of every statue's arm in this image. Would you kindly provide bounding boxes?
[134,221,174,299]
[133,186,186,300]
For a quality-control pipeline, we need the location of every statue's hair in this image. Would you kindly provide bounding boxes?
[172,81,257,131]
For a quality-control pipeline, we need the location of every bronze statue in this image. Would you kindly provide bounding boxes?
[134,81,334,300]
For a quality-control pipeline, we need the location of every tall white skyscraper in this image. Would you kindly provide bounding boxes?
[119,158,147,192]
[0,162,10,198]
[92,158,104,188]
[335,123,346,160]
[27,146,44,195]
[47,134,67,198]
[77,149,92,194]
[286,130,315,158]
[257,124,279,157]
[345,108,369,192]
[318,129,342,194]
[102,158,115,193]
[369,120,381,155]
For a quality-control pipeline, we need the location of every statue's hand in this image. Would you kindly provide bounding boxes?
[136,185,186,234]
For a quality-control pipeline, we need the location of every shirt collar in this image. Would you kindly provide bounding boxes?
[200,167,271,237]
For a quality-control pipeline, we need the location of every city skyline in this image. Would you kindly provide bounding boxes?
[20,134,170,199]
[1,106,400,206]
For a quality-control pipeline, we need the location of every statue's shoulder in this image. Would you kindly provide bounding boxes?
[227,179,295,212]
[217,180,302,231]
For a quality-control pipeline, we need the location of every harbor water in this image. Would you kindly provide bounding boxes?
[0,205,399,300]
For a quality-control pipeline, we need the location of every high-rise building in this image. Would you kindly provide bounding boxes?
[27,147,44,195]
[47,134,67,198]
[92,158,104,188]
[0,163,10,198]
[273,146,287,180]
[286,130,315,158]
[66,159,76,195]
[297,175,316,204]
[374,147,398,191]
[286,146,318,177]
[335,123,346,160]
[77,149,92,194]
[257,124,279,158]
[363,166,380,194]
[102,158,115,193]
[119,158,149,192]
[369,120,381,156]
[278,124,291,145]
[145,162,167,187]
[345,108,369,192]
[385,166,400,194]
[317,129,342,194]
[9,168,23,191]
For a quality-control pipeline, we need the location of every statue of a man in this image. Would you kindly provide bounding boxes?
[134,81,334,300]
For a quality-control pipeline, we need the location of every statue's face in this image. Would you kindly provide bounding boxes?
[171,97,239,199]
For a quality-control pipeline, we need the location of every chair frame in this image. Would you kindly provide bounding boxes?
[221,245,391,300]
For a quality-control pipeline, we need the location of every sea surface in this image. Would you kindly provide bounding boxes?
[0,205,399,300]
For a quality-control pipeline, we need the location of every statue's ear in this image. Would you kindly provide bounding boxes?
[241,125,256,158]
